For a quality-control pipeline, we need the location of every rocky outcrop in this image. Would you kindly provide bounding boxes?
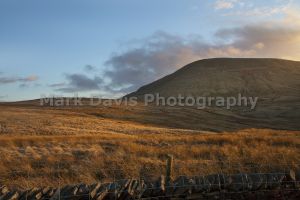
[0,171,299,200]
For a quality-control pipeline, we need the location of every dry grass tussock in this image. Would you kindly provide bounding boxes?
[0,104,299,189]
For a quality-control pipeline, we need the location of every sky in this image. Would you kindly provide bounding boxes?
[0,0,300,101]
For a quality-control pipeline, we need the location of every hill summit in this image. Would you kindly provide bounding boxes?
[127,58,300,100]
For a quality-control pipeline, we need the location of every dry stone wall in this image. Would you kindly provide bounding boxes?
[0,171,299,200]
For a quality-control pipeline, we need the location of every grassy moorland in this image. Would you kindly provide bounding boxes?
[0,102,299,189]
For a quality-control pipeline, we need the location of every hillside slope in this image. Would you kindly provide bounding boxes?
[125,58,300,130]
[127,58,300,99]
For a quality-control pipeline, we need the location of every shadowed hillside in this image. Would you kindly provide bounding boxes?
[127,58,300,99]
[125,58,300,130]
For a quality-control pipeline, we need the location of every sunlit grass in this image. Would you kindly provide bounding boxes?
[0,105,299,189]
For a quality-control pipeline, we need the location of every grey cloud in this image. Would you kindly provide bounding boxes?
[84,65,97,72]
[103,24,300,94]
[48,82,66,87]
[22,75,38,82]
[55,74,103,93]
[19,83,29,88]
[0,77,21,84]
[54,32,203,94]
[215,25,300,58]
[0,75,39,85]
[54,14,300,95]
[34,83,42,87]
[104,31,208,93]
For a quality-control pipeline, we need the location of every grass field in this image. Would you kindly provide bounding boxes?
[0,102,299,189]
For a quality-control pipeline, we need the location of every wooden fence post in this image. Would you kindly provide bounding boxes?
[166,154,174,185]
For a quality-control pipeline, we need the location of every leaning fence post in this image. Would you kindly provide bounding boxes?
[166,154,174,186]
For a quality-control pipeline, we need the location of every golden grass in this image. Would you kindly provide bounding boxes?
[0,105,299,189]
[0,129,299,189]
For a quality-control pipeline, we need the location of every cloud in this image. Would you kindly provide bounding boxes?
[0,75,39,85]
[53,8,300,96]
[21,75,38,82]
[104,32,218,93]
[103,14,300,94]
[220,0,294,17]
[53,66,101,93]
[281,7,300,26]
[19,83,29,88]
[55,74,103,92]
[84,65,97,72]
[224,5,288,17]
[0,77,20,84]
[48,82,66,87]
[215,23,300,60]
[253,42,264,49]
[214,0,239,10]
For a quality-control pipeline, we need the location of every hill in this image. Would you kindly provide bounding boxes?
[127,58,300,99]
[125,58,300,130]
